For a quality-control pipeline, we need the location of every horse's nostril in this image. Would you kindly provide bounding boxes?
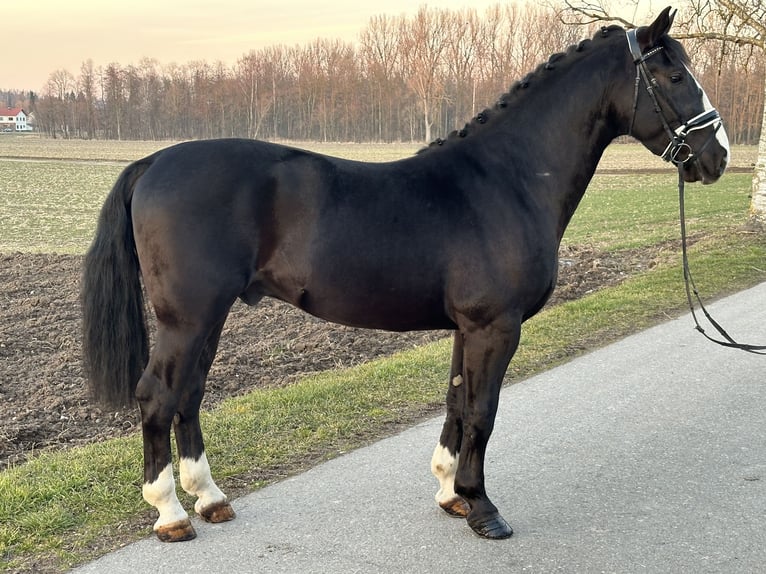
[719,155,728,176]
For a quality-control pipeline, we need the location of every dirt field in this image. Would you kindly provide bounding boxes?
[0,245,646,470]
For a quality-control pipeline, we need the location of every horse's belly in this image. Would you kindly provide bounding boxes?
[298,283,455,332]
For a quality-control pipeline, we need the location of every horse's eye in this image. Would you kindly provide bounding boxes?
[670,73,683,84]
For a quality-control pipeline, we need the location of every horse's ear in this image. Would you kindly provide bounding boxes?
[637,6,676,50]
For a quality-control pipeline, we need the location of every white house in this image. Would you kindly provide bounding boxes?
[0,107,33,131]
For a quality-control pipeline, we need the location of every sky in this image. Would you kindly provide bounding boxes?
[5,1,656,93]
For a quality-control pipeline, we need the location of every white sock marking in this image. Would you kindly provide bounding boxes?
[179,452,228,515]
[142,463,188,529]
[431,443,459,506]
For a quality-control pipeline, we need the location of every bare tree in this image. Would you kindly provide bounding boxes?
[78,60,97,138]
[40,69,75,137]
[360,14,406,141]
[291,43,321,140]
[444,8,482,130]
[477,4,522,101]
[237,52,269,139]
[310,39,358,142]
[560,0,766,224]
[400,7,450,143]
[102,64,125,140]
[138,58,164,140]
[260,46,292,140]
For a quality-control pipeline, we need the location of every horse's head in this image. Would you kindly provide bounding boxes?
[624,7,729,184]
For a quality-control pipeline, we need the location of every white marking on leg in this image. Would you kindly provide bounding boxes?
[142,463,188,530]
[431,443,459,506]
[179,452,228,516]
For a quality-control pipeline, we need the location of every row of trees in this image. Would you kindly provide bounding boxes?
[2,3,763,144]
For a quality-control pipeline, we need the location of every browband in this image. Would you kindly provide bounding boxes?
[626,28,664,64]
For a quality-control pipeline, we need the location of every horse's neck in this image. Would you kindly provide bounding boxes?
[539,98,618,239]
[480,48,626,239]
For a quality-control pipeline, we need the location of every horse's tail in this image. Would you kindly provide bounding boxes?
[81,157,154,409]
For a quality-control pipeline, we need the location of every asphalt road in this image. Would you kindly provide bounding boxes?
[73,282,766,574]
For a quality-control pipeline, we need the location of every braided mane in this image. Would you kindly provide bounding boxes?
[418,24,624,154]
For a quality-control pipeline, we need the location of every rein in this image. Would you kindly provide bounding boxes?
[676,164,766,354]
[627,28,766,354]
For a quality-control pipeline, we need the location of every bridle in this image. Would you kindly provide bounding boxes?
[626,28,766,354]
[626,28,722,166]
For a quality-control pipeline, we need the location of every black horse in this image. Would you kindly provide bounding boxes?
[82,8,729,542]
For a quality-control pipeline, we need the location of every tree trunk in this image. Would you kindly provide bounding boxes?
[750,72,766,223]
[423,98,432,143]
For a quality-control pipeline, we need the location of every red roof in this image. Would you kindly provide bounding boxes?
[1,107,26,116]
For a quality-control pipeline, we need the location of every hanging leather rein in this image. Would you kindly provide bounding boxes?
[626,28,766,355]
[676,164,766,354]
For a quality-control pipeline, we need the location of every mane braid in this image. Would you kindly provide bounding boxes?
[419,25,618,154]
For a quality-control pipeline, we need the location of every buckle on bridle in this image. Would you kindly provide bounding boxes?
[664,141,693,164]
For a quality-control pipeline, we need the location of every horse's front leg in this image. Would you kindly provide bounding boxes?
[432,332,470,517]
[454,317,520,539]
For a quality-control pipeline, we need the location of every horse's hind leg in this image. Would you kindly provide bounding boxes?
[137,317,233,542]
[431,332,470,517]
[136,327,199,541]
[176,319,235,525]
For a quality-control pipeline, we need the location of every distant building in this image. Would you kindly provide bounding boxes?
[0,107,33,132]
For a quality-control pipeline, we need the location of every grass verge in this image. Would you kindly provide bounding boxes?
[1,227,764,573]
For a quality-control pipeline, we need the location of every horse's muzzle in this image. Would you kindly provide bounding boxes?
[684,146,728,184]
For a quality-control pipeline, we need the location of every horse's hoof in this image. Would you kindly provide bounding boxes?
[439,496,471,518]
[199,500,236,523]
[155,519,197,542]
[467,512,513,539]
